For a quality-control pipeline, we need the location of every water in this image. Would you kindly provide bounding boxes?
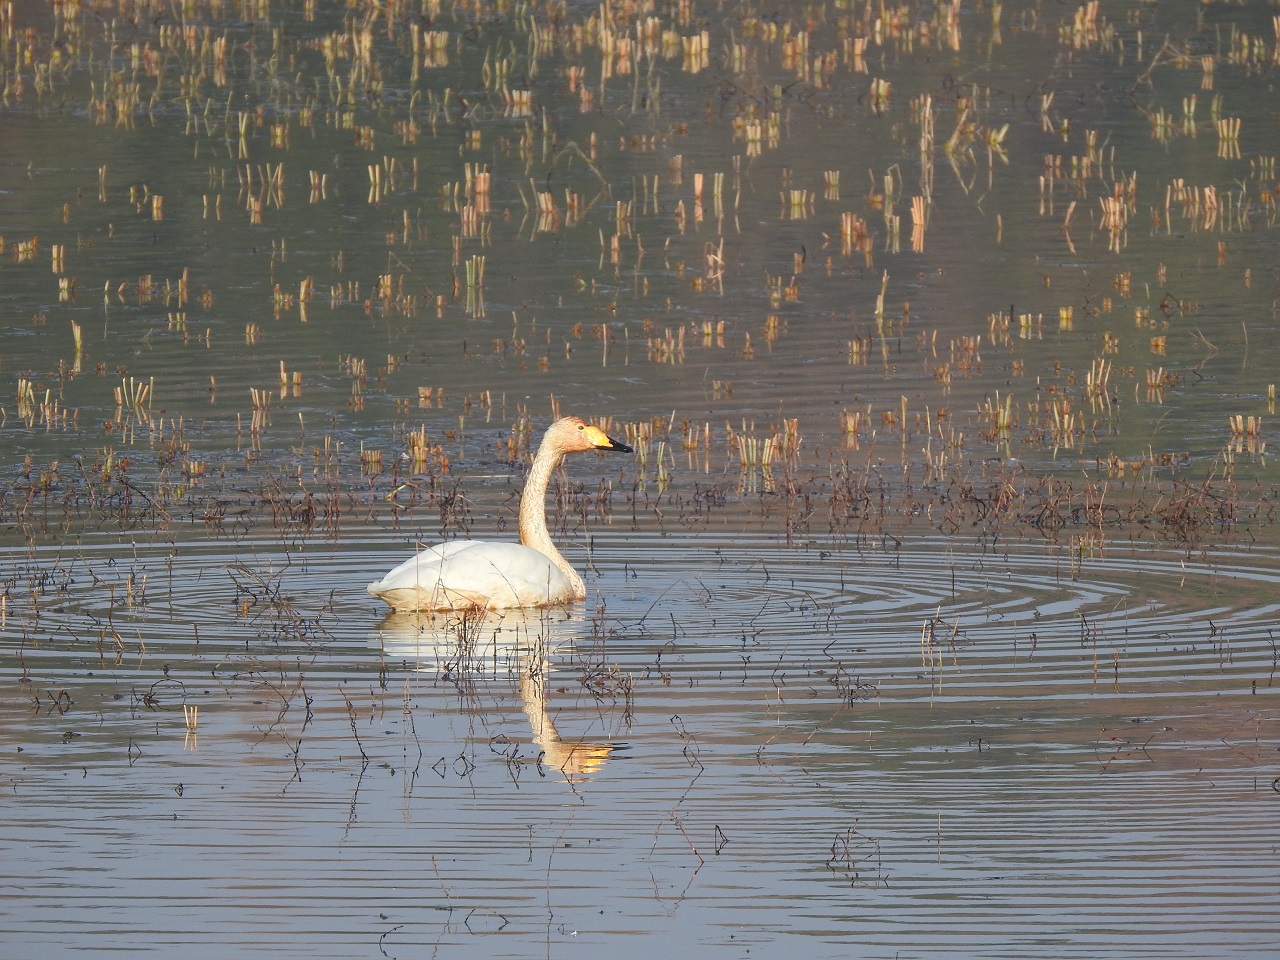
[2,528,1276,957]
[2,1,1279,956]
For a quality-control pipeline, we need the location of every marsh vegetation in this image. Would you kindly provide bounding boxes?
[1,1,1277,956]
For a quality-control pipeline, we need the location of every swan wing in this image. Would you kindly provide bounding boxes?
[367,540,573,612]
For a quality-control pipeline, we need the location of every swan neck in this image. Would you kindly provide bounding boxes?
[519,435,585,598]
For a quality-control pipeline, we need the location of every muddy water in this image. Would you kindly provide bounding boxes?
[1,529,1276,957]
[3,0,1280,956]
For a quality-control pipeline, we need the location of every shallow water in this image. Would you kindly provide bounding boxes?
[2,529,1276,957]
[2,0,1280,956]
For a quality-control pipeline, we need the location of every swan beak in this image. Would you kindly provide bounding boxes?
[586,425,633,453]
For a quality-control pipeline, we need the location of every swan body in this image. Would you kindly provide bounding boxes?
[366,539,574,611]
[367,417,631,612]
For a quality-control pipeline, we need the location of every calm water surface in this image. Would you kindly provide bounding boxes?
[2,528,1277,957]
[2,0,1278,956]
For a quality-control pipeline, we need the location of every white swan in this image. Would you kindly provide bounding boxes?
[367,416,632,612]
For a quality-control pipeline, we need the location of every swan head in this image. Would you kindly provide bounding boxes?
[545,416,633,455]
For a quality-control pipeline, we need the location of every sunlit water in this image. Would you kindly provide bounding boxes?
[1,529,1275,958]
[3,0,1280,956]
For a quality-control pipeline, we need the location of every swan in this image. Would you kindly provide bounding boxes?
[367,416,632,612]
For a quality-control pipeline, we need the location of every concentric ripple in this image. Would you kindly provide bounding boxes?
[1,528,1276,959]
[583,531,1280,705]
[3,528,1277,699]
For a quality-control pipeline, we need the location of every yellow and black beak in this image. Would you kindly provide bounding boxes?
[585,425,633,453]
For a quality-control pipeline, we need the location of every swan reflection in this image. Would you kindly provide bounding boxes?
[374,607,620,781]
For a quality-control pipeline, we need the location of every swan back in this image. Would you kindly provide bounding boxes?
[366,540,575,611]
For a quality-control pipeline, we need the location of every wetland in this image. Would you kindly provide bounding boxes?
[1,1,1278,956]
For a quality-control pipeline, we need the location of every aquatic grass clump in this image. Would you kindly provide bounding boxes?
[0,0,1276,557]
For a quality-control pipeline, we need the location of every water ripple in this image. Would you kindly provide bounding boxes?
[0,529,1275,959]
